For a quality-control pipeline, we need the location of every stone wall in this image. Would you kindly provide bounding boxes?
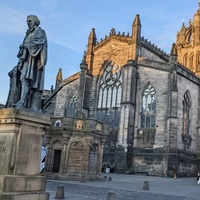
[54,79,79,117]
[132,59,200,176]
[134,148,165,176]
[176,73,199,152]
[43,11,200,177]
[134,60,170,148]
[44,117,108,180]
[139,47,166,62]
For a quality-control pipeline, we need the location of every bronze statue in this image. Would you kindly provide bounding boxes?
[6,15,47,111]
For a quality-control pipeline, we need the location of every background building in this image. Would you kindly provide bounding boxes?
[43,4,200,177]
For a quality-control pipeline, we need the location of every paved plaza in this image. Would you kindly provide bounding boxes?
[46,173,200,200]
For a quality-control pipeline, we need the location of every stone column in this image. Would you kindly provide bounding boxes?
[0,108,50,200]
[165,50,178,177]
[50,150,55,172]
[116,60,137,173]
[118,60,137,148]
[85,136,93,176]
[75,58,88,118]
[59,135,70,173]
[166,54,178,149]
[44,135,52,172]
[99,137,107,175]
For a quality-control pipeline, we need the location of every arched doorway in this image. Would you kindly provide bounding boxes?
[52,140,62,173]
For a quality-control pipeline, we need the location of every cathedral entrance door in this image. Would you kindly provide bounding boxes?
[52,150,61,173]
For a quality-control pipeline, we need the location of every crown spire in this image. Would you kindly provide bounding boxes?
[132,14,141,42]
[87,28,96,53]
[133,14,141,27]
[55,68,63,89]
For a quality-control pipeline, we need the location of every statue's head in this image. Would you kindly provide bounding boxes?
[27,15,40,27]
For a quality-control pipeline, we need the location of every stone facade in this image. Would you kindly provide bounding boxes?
[0,108,50,199]
[44,117,108,180]
[43,4,200,177]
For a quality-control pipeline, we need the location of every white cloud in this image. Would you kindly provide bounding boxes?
[0,4,27,35]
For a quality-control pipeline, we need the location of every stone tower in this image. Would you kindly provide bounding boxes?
[176,2,200,76]
[43,3,200,177]
[55,68,63,89]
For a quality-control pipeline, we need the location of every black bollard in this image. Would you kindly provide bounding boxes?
[143,181,149,190]
[107,191,115,200]
[55,185,65,199]
[109,177,112,181]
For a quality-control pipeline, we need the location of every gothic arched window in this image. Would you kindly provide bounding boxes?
[65,94,77,117]
[182,90,191,135]
[97,62,122,128]
[186,29,192,44]
[140,83,156,128]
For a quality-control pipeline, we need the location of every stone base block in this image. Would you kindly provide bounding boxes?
[0,175,47,192]
[44,172,103,182]
[0,192,49,200]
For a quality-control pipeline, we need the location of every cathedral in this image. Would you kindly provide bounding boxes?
[42,3,200,177]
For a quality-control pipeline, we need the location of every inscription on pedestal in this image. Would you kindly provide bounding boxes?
[0,139,6,153]
[0,134,14,175]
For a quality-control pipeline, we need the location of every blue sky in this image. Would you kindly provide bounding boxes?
[0,0,199,104]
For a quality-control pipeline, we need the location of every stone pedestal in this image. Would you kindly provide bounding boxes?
[0,108,50,200]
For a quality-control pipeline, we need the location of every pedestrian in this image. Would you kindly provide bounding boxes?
[197,172,200,185]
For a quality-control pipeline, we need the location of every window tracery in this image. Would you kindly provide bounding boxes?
[182,90,191,135]
[65,94,77,117]
[97,62,122,128]
[140,83,156,128]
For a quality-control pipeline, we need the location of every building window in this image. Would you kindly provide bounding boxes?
[140,83,156,128]
[182,90,190,135]
[183,53,188,67]
[65,94,77,117]
[97,62,122,128]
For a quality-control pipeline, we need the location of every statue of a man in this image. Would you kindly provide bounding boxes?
[15,15,47,111]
